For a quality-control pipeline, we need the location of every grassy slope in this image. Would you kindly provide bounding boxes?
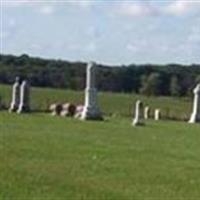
[0,84,192,119]
[0,112,200,200]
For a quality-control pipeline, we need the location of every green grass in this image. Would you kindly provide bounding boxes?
[0,112,200,200]
[0,84,193,120]
[0,84,199,199]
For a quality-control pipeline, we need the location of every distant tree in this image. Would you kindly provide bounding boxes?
[117,66,141,93]
[14,54,29,66]
[195,75,200,84]
[170,76,181,96]
[139,73,161,96]
[1,54,200,96]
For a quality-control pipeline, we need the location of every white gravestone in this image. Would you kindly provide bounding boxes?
[81,62,103,120]
[9,77,20,112]
[189,84,200,123]
[132,100,144,126]
[144,106,150,120]
[154,109,161,121]
[17,80,30,113]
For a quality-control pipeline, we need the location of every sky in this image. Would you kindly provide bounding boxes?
[1,0,200,65]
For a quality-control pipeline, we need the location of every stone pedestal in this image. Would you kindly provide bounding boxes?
[17,80,30,113]
[9,77,20,112]
[132,100,144,126]
[154,109,161,121]
[189,84,200,123]
[81,62,103,120]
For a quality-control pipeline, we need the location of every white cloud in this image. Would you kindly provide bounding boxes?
[31,43,42,50]
[8,18,17,27]
[116,2,157,17]
[126,40,149,53]
[127,44,139,53]
[3,1,56,15]
[0,31,10,39]
[86,41,96,52]
[72,0,93,8]
[39,5,55,15]
[165,0,200,15]
[3,0,93,9]
[68,43,81,51]
[2,0,33,7]
[114,1,200,18]
[188,25,200,42]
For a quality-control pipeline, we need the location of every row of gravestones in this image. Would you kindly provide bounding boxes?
[9,77,30,113]
[144,106,161,120]
[8,62,103,120]
[132,101,162,126]
[8,62,200,124]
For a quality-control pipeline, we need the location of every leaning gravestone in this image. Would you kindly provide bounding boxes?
[17,80,30,113]
[154,109,161,121]
[9,77,20,112]
[81,62,103,120]
[189,83,200,123]
[144,106,150,119]
[132,100,144,126]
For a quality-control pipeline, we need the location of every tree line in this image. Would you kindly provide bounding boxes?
[0,54,200,97]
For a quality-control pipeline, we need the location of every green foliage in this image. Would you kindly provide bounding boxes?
[195,75,200,84]
[0,113,200,200]
[139,73,161,96]
[0,54,200,96]
[170,76,182,97]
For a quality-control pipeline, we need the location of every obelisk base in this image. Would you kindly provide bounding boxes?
[81,106,103,120]
[80,88,103,120]
[189,113,200,123]
[17,104,30,114]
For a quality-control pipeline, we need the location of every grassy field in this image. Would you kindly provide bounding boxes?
[0,84,192,120]
[0,112,200,200]
[0,84,199,199]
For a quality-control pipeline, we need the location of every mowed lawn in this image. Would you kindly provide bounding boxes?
[0,112,200,200]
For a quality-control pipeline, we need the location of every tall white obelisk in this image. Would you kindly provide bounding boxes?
[81,62,103,120]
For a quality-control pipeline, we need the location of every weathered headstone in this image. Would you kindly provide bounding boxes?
[132,100,144,126]
[189,84,200,123]
[17,80,30,113]
[9,77,20,112]
[154,109,161,121]
[81,62,103,120]
[144,106,150,119]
